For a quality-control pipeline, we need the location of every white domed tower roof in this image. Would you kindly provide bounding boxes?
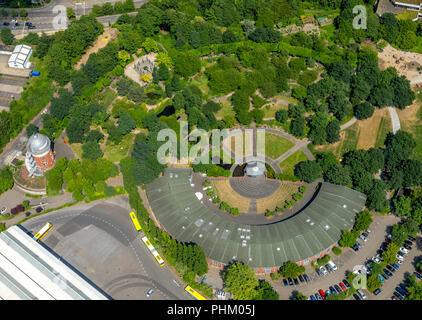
[27,133,51,156]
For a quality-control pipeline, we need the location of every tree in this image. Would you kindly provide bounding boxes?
[50,88,77,121]
[82,141,103,161]
[326,119,340,143]
[294,161,322,183]
[393,196,412,217]
[354,210,373,231]
[382,242,399,264]
[66,7,76,20]
[275,109,288,123]
[290,117,306,137]
[325,165,352,186]
[339,229,359,248]
[366,179,388,212]
[173,51,201,78]
[316,152,338,172]
[367,274,382,292]
[223,262,259,300]
[279,261,305,279]
[0,167,14,195]
[391,76,415,109]
[255,281,279,300]
[117,112,136,135]
[406,280,422,300]
[26,124,39,138]
[354,102,374,120]
[1,28,14,45]
[293,292,307,300]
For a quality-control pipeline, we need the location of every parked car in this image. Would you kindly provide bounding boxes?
[288,278,294,286]
[393,291,404,300]
[377,274,384,283]
[0,207,7,215]
[365,229,371,234]
[374,288,382,295]
[3,22,9,26]
[318,289,325,298]
[283,279,288,287]
[28,25,36,29]
[320,266,328,276]
[343,279,351,289]
[362,231,369,237]
[382,272,389,280]
[386,265,396,273]
[357,289,367,299]
[146,288,154,297]
[303,274,310,282]
[384,269,393,277]
[372,256,381,263]
[359,235,368,242]
[298,275,304,283]
[400,247,409,254]
[25,22,32,26]
[352,244,359,252]
[356,241,362,249]
[339,282,346,291]
[399,283,409,295]
[334,285,342,294]
[408,236,416,242]
[397,259,403,265]
[404,244,412,251]
[325,264,333,273]
[315,293,322,300]
[353,293,361,300]
[385,237,391,243]
[310,295,316,301]
[392,263,400,270]
[404,240,413,247]
[316,268,322,276]
[293,278,299,285]
[327,260,337,271]
[396,287,407,297]
[329,286,336,295]
[414,272,422,280]
[396,253,404,261]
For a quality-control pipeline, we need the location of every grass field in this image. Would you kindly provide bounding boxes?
[256,183,299,213]
[314,108,392,158]
[211,179,250,213]
[263,133,295,160]
[227,130,254,159]
[69,142,83,159]
[279,150,308,179]
[215,100,235,120]
[262,103,288,119]
[397,93,422,161]
[104,133,135,163]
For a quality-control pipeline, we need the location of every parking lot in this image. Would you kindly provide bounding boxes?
[270,213,402,300]
[0,54,30,110]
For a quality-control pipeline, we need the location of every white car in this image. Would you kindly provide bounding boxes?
[365,229,371,234]
[327,260,337,271]
[372,256,381,263]
[357,289,367,299]
[399,247,409,254]
[396,253,404,261]
[319,266,328,276]
[146,288,154,297]
[0,207,6,215]
[397,259,403,265]
[359,235,368,242]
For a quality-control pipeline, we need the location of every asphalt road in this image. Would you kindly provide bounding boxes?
[21,196,193,300]
[0,0,148,35]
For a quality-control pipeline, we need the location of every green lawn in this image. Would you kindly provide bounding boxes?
[264,133,294,160]
[215,100,235,120]
[279,150,308,180]
[104,133,135,163]
[263,103,288,119]
[374,115,392,148]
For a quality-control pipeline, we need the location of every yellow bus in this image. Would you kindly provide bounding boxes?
[141,236,165,267]
[33,222,53,242]
[129,211,142,233]
[185,285,206,300]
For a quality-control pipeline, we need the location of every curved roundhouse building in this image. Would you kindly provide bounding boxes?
[146,168,366,273]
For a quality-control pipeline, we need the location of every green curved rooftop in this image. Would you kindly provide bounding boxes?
[146,168,367,269]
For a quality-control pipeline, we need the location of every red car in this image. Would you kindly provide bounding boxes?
[339,282,347,291]
[385,238,391,243]
[319,289,326,297]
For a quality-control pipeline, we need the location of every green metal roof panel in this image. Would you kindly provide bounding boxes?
[145,168,366,268]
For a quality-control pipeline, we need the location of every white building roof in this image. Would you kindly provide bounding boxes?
[8,44,32,66]
[0,226,109,300]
